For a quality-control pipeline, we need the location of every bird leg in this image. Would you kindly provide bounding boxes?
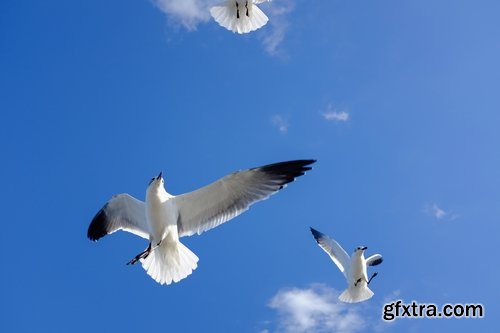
[127,243,151,265]
[236,2,240,19]
[126,240,162,265]
[367,272,378,285]
[354,277,363,287]
[245,1,249,17]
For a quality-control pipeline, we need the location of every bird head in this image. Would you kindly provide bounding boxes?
[148,172,164,189]
[354,246,368,255]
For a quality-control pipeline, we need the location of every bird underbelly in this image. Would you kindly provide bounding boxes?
[349,260,368,285]
[146,202,178,244]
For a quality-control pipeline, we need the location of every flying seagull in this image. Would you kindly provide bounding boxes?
[210,0,270,34]
[88,160,315,285]
[310,227,383,303]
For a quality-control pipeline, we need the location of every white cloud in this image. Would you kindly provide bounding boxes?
[271,114,289,134]
[266,284,366,333]
[322,104,349,122]
[430,204,446,219]
[323,111,349,122]
[153,0,212,30]
[260,2,295,57]
[424,203,459,221]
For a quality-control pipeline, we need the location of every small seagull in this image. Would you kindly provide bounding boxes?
[210,0,270,34]
[310,227,383,303]
[88,160,315,285]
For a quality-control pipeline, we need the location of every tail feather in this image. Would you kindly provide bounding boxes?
[339,284,374,303]
[140,241,199,285]
[210,2,269,34]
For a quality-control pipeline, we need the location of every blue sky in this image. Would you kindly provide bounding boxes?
[1,0,499,332]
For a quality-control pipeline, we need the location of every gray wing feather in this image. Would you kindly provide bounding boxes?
[310,227,351,277]
[87,193,149,241]
[174,160,315,237]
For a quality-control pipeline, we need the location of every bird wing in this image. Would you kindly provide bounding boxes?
[87,193,150,241]
[366,254,383,266]
[310,227,351,277]
[173,160,315,237]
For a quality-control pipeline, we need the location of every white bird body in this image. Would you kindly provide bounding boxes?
[310,227,383,303]
[347,251,368,287]
[210,0,269,34]
[146,182,175,243]
[88,160,315,285]
[139,180,198,285]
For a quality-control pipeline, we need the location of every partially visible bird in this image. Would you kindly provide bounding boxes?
[88,159,315,285]
[210,0,270,34]
[310,227,383,303]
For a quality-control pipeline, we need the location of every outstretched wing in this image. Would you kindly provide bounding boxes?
[366,254,383,266]
[174,160,316,237]
[310,227,351,277]
[87,193,150,241]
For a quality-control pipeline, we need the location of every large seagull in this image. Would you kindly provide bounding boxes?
[310,227,383,303]
[88,160,315,285]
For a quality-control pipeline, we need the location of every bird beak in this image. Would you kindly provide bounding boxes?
[157,172,163,180]
[362,246,368,251]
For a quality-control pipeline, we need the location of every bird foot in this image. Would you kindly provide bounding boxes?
[126,243,152,265]
[126,241,163,265]
[367,272,378,285]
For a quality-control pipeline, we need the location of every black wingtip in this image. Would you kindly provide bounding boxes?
[257,159,316,186]
[371,257,383,266]
[87,205,109,242]
[310,227,323,243]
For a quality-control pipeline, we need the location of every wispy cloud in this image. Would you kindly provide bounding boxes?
[153,0,212,30]
[260,2,295,57]
[265,284,366,333]
[323,111,349,122]
[271,114,289,134]
[322,104,349,122]
[424,203,459,221]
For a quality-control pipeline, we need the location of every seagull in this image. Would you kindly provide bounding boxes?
[88,160,315,285]
[310,227,383,303]
[210,0,270,34]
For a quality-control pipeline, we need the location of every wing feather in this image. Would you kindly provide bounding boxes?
[87,194,149,241]
[310,227,351,277]
[174,160,315,237]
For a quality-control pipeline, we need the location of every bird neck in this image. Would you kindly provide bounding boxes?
[147,185,171,203]
[353,252,365,261]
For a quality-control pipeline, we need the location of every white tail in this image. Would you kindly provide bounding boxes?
[140,241,199,285]
[339,284,374,303]
[210,2,269,34]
